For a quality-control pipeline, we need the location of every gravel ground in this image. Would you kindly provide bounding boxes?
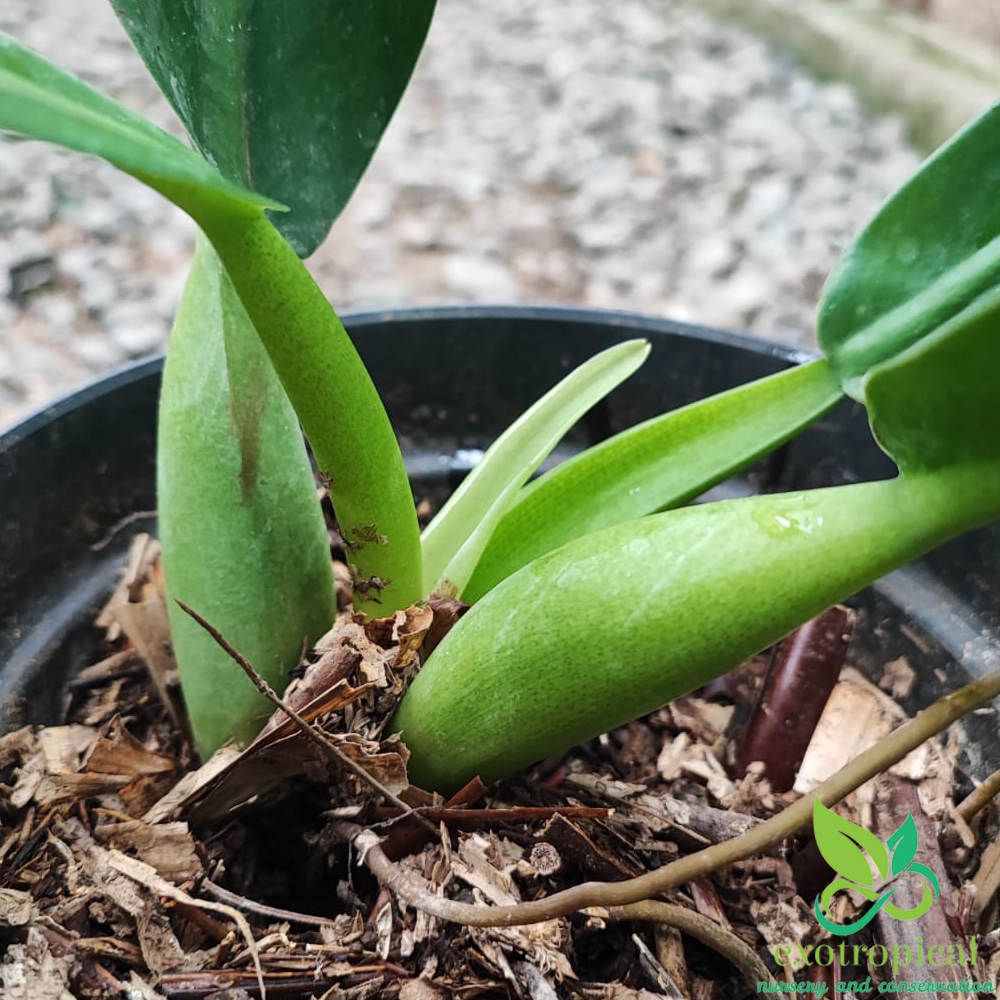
[918,0,1000,48]
[0,0,920,430]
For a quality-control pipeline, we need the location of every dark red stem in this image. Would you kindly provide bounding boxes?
[733,606,854,791]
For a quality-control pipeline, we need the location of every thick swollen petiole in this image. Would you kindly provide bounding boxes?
[393,465,1000,792]
[159,237,337,755]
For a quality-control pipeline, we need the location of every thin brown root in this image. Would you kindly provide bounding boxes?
[203,878,342,930]
[358,666,1000,927]
[177,599,436,835]
[89,509,158,551]
[595,901,774,988]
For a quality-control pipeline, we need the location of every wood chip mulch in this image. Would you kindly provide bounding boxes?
[2,534,1000,999]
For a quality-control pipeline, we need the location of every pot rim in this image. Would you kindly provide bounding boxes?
[0,303,813,452]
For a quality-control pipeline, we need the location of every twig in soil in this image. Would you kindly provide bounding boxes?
[203,878,342,930]
[596,900,774,987]
[177,600,436,835]
[371,805,611,824]
[377,773,486,860]
[6,810,52,876]
[357,665,1000,927]
[164,897,233,942]
[970,832,1000,925]
[106,848,267,999]
[565,772,760,845]
[37,926,131,994]
[66,649,143,689]
[160,971,370,999]
[630,930,686,996]
[653,925,689,997]
[958,764,1000,823]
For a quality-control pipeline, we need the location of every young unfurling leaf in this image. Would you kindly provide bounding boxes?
[421,339,650,598]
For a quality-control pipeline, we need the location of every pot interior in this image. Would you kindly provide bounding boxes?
[2,306,998,779]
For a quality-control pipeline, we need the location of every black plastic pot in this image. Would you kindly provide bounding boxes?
[2,305,999,778]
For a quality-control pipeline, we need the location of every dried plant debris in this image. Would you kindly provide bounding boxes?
[2,543,999,998]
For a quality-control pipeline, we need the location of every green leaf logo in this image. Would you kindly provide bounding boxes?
[812,799,939,935]
[887,813,918,876]
[813,798,888,886]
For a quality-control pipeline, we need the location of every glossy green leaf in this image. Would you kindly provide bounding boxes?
[159,237,336,756]
[819,100,1000,473]
[887,813,919,877]
[421,340,650,598]
[0,32,274,216]
[813,799,888,887]
[110,0,436,256]
[393,464,1000,792]
[861,298,1000,473]
[464,359,842,602]
[0,36,422,611]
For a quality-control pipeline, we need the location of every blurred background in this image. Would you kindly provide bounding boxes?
[0,0,996,429]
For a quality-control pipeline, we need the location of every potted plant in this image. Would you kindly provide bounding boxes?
[2,5,1000,996]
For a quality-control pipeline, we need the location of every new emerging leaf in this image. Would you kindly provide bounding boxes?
[421,339,650,598]
[394,465,1000,792]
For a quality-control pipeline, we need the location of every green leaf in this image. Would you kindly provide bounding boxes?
[0,35,423,611]
[464,359,842,602]
[159,237,336,756]
[421,340,651,598]
[862,300,1000,473]
[0,32,274,216]
[819,100,1000,473]
[393,464,1000,792]
[813,799,888,887]
[110,0,436,256]
[886,813,919,877]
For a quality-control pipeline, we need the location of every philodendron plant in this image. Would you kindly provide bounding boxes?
[3,10,1000,795]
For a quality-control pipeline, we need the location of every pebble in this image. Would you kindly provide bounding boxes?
[0,0,920,429]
